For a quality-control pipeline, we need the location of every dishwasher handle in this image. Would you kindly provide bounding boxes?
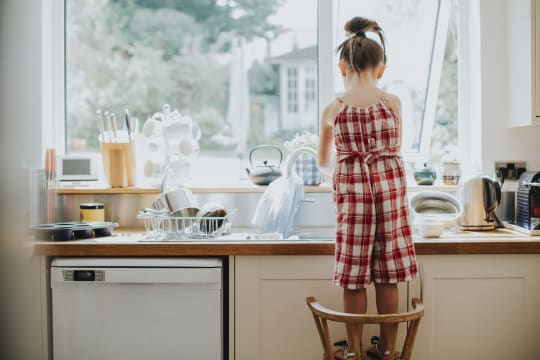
[51,267,222,287]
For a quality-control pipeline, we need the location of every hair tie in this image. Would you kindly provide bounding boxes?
[346,31,366,39]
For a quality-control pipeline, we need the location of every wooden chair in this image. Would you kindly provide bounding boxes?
[306,297,424,360]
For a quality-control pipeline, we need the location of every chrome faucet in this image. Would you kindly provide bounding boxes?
[285,147,318,237]
[286,146,318,178]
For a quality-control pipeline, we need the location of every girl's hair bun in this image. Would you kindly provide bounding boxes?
[344,17,382,37]
[338,16,386,72]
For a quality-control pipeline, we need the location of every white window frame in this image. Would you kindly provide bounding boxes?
[45,0,457,165]
[286,66,299,113]
[414,0,452,162]
[318,0,452,163]
[304,67,317,112]
[42,0,65,156]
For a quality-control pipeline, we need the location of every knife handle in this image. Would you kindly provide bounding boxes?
[103,111,112,142]
[125,108,132,141]
[96,110,105,142]
[110,113,118,142]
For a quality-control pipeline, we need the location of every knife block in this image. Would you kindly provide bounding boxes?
[100,141,136,187]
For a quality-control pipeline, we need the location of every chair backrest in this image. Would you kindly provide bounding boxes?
[306,297,424,360]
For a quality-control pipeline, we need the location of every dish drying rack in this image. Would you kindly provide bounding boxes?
[137,209,237,240]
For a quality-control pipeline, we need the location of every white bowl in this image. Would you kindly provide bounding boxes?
[419,221,445,238]
[409,191,463,229]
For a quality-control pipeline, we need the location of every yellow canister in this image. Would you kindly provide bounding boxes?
[80,202,105,222]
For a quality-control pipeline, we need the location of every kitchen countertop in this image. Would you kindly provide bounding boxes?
[32,228,540,256]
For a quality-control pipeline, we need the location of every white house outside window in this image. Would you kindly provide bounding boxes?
[287,67,299,114]
[53,0,458,182]
[305,67,317,112]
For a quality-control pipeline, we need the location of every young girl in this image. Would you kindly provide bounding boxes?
[318,17,418,360]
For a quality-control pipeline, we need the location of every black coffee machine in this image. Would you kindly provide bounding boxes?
[495,163,526,224]
[516,171,540,231]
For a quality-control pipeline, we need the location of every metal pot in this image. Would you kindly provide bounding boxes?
[245,145,283,185]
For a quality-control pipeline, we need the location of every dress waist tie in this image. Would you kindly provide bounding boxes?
[336,146,400,164]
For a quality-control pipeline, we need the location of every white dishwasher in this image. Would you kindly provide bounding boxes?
[51,257,223,360]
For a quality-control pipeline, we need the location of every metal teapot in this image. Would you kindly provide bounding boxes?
[245,145,283,185]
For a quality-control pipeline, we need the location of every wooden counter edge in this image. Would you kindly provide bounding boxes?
[32,242,335,256]
[32,239,540,256]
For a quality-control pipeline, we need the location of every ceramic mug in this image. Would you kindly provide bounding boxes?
[164,186,198,213]
[152,193,169,210]
[144,159,165,178]
[178,136,200,157]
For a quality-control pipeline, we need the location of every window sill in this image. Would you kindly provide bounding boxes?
[407,183,458,193]
[56,181,457,195]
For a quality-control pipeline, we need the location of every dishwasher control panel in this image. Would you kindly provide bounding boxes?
[62,270,105,282]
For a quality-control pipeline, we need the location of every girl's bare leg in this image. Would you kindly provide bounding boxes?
[343,288,367,357]
[375,284,398,359]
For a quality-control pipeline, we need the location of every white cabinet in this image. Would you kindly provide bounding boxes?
[234,256,342,360]
[409,255,540,360]
[507,0,540,126]
[233,256,408,360]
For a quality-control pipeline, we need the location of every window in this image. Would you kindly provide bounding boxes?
[65,0,318,157]
[287,67,299,113]
[304,67,317,112]
[429,0,458,165]
[334,0,457,162]
[57,0,457,181]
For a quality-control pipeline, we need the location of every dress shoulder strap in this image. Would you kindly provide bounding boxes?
[380,92,401,120]
[336,97,344,104]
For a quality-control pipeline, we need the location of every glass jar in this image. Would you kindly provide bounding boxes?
[80,202,105,222]
[442,161,461,185]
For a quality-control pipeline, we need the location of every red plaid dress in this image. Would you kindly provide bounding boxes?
[332,95,417,289]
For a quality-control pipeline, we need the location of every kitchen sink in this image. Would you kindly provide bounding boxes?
[293,231,335,240]
[135,230,336,242]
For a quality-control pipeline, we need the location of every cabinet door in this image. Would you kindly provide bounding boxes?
[234,256,408,360]
[409,255,540,360]
[536,0,540,118]
[507,0,535,126]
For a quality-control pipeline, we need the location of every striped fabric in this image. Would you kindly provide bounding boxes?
[293,154,321,186]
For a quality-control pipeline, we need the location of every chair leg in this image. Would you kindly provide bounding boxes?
[400,319,420,360]
[312,313,334,359]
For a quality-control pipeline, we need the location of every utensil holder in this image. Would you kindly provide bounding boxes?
[100,141,136,187]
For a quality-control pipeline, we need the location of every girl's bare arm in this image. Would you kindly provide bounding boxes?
[318,101,341,177]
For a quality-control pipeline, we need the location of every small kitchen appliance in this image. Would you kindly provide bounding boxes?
[57,154,100,182]
[495,162,526,224]
[51,258,223,360]
[459,174,502,231]
[515,171,540,231]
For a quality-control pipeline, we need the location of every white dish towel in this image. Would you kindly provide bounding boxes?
[252,173,304,238]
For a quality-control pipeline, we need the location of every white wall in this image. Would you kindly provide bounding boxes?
[480,0,540,173]
[0,0,43,167]
[0,0,45,359]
